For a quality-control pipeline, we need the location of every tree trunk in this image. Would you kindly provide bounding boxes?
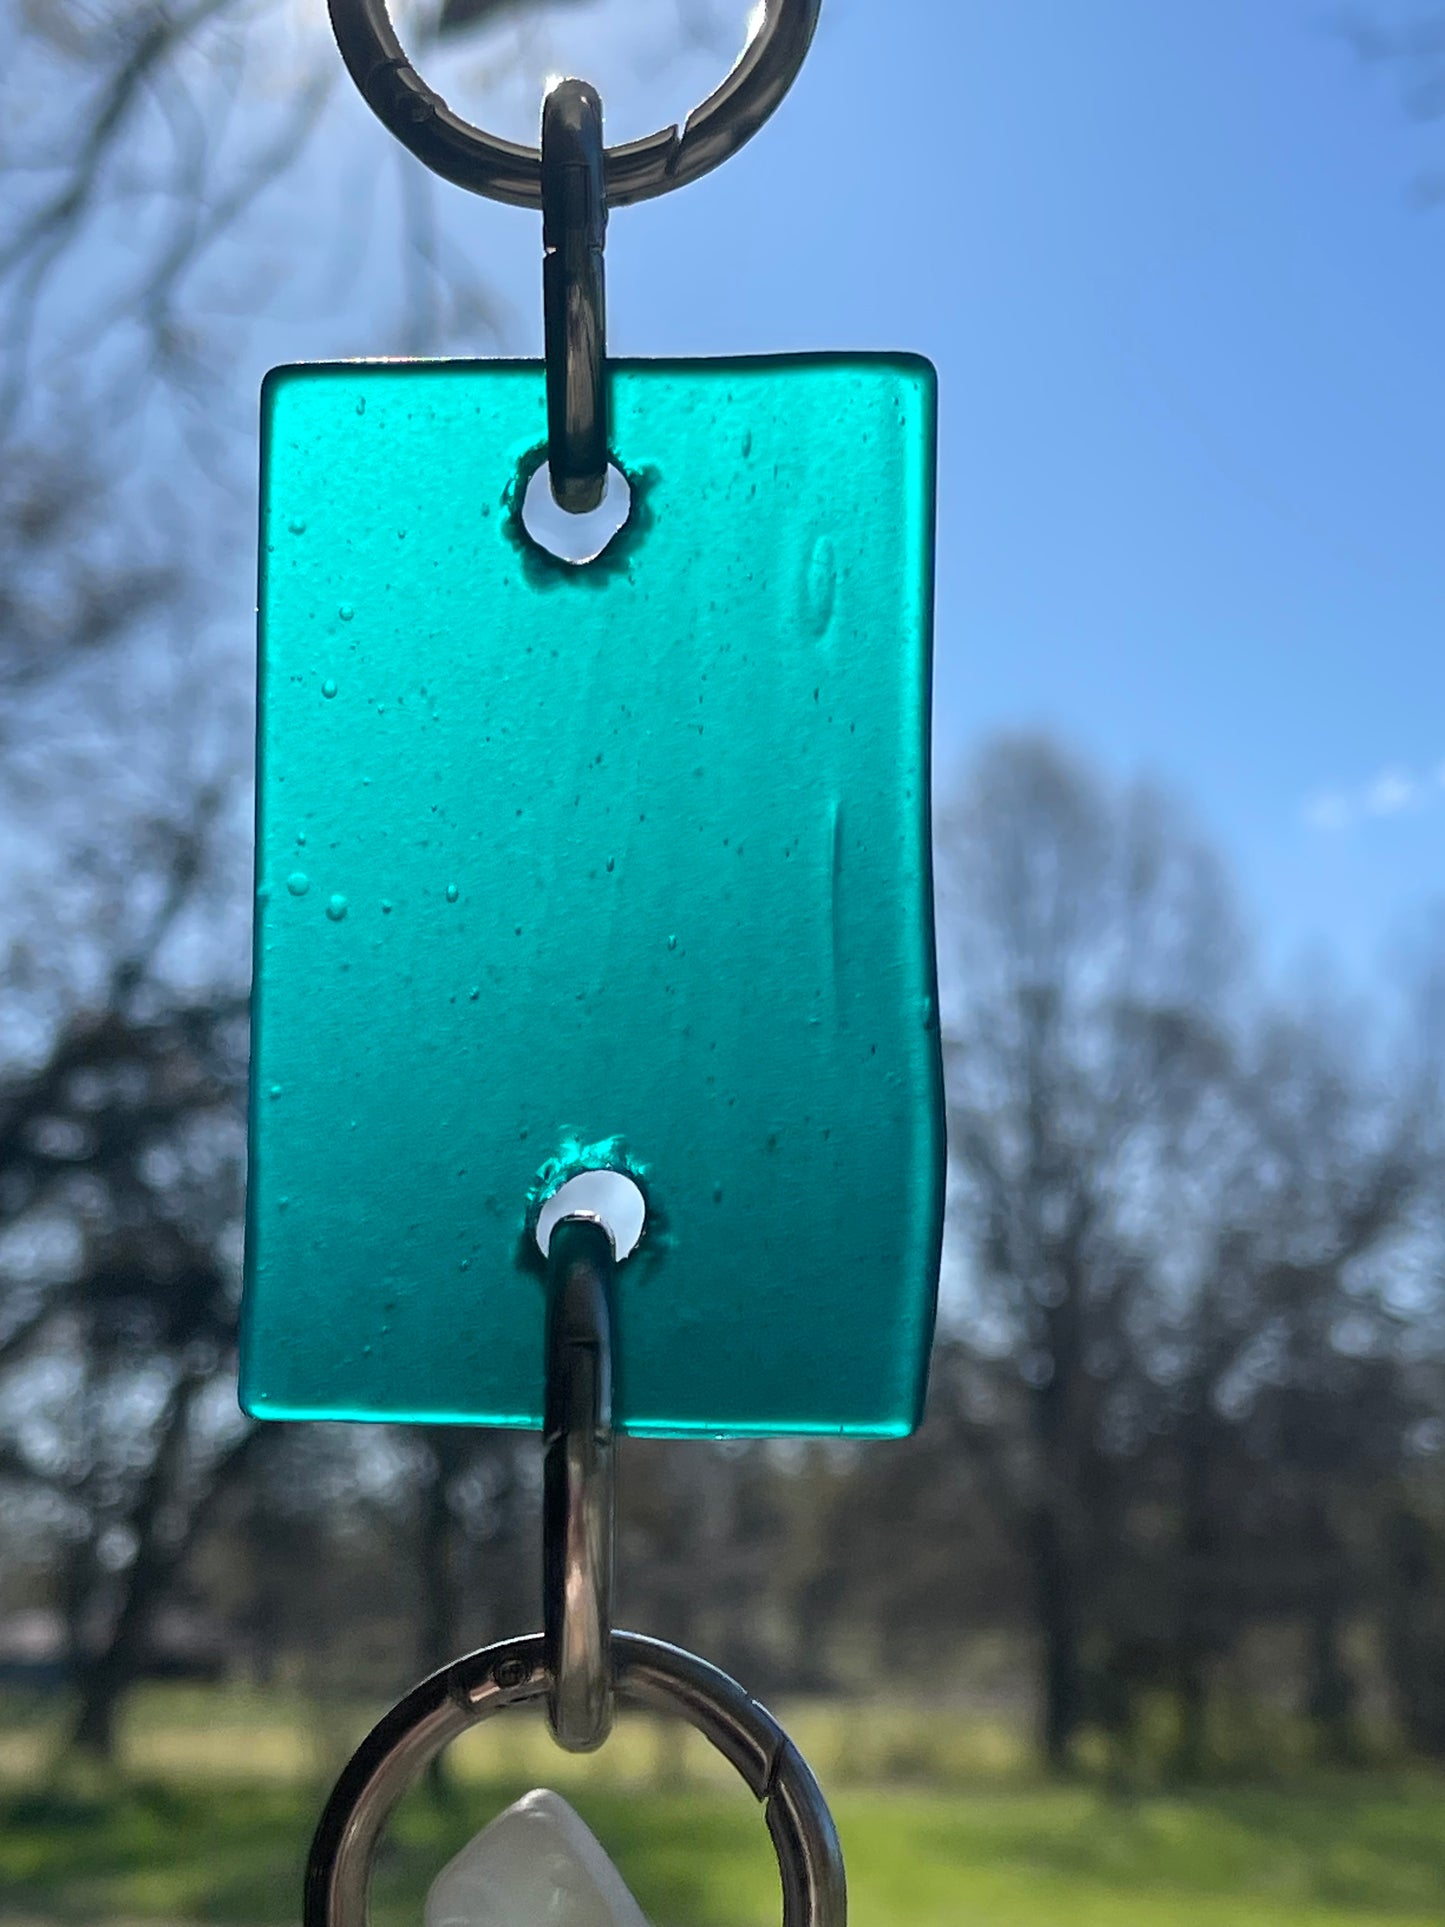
[1030,1214,1090,1777]
[1171,1392,1218,1781]
[1174,1656,1208,1780]
[68,1369,202,1760]
[1381,1506,1445,1760]
[417,1429,466,1801]
[69,1637,127,1758]
[417,1431,464,1677]
[66,1388,260,1762]
[1304,1504,1359,1765]
[1032,1499,1083,1772]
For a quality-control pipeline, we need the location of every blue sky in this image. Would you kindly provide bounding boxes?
[266,0,1445,983]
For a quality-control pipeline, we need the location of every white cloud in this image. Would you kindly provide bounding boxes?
[1302,792,1352,832]
[1364,768,1418,816]
[1303,762,1438,832]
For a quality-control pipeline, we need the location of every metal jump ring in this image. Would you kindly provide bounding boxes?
[542,80,608,515]
[327,0,822,209]
[543,1214,615,1750]
[303,1632,847,1927]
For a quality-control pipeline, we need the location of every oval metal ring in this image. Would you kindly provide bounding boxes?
[327,0,822,209]
[543,1213,616,1751]
[304,1632,846,1927]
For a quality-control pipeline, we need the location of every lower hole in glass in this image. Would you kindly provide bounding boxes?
[536,1169,647,1261]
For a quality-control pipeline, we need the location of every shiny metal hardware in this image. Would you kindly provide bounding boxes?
[543,1212,615,1750]
[541,81,608,516]
[303,1631,847,1927]
[326,0,822,210]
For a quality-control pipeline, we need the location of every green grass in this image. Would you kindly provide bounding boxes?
[1,1690,1443,1925]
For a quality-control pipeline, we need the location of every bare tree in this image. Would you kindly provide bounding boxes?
[938,735,1244,1769]
[936,735,1445,1774]
[0,0,730,1761]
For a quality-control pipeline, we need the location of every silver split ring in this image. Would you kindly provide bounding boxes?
[327,0,822,209]
[303,1631,847,1927]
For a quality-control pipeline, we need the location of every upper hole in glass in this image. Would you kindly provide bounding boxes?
[521,462,631,564]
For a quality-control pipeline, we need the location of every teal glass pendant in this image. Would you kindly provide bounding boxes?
[243,354,943,1436]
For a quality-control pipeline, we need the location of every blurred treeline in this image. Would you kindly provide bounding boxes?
[3,0,1445,1789]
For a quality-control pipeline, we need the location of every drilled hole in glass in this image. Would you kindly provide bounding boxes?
[521,463,631,565]
[536,1169,647,1261]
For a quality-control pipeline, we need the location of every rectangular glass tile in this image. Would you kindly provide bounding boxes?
[243,355,943,1436]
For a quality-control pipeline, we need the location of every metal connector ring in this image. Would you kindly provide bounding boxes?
[543,1213,615,1751]
[304,1632,846,1927]
[327,0,821,209]
[542,80,609,515]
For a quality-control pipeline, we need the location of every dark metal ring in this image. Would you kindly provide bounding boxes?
[543,1214,615,1750]
[327,0,822,209]
[542,80,608,515]
[303,1632,847,1927]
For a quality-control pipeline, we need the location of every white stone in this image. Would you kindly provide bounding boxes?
[424,1788,653,1927]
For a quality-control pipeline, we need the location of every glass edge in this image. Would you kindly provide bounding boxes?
[237,1387,916,1439]
[905,360,945,1436]
[257,351,940,384]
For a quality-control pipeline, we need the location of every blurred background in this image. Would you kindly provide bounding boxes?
[2,1,1445,1922]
